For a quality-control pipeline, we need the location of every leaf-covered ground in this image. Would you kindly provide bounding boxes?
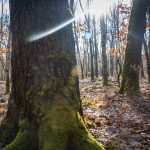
[0,79,150,150]
[80,78,150,150]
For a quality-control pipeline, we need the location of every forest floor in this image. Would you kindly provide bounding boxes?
[80,78,150,150]
[0,79,150,150]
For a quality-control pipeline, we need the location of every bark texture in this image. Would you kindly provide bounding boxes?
[0,0,104,150]
[119,0,148,95]
[143,39,150,82]
[100,15,108,86]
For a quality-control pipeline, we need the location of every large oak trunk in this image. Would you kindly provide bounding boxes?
[0,0,104,150]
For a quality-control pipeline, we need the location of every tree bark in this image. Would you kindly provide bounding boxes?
[89,38,94,80]
[0,0,104,150]
[73,22,84,79]
[93,16,98,78]
[100,15,108,86]
[143,39,150,82]
[5,30,11,94]
[119,0,148,95]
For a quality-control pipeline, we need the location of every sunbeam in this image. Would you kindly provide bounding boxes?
[27,8,87,42]
[27,17,76,42]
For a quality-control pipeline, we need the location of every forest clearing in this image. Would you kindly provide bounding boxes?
[0,0,150,150]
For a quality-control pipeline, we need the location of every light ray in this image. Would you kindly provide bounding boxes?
[27,18,75,42]
[27,12,86,42]
[27,0,125,42]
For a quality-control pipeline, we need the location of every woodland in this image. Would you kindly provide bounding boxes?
[0,0,150,150]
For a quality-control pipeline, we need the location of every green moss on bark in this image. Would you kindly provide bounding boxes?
[38,97,104,150]
[3,131,31,150]
[3,119,38,150]
[3,96,104,150]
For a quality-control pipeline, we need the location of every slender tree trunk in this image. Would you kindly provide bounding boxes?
[140,56,145,79]
[116,57,122,87]
[0,0,104,150]
[100,15,108,86]
[94,43,99,78]
[93,17,98,78]
[87,51,90,77]
[74,23,84,79]
[143,39,150,82]
[5,30,11,94]
[109,55,114,77]
[84,50,88,78]
[119,0,148,95]
[89,38,94,80]
[86,8,94,80]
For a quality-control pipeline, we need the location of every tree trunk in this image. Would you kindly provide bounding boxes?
[100,15,108,86]
[119,0,148,95]
[89,38,94,80]
[140,56,145,79]
[84,50,88,78]
[0,0,104,150]
[93,16,98,78]
[143,39,150,82]
[74,22,84,79]
[109,55,114,77]
[5,30,11,94]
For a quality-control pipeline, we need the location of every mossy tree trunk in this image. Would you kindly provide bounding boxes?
[0,0,105,150]
[119,0,148,95]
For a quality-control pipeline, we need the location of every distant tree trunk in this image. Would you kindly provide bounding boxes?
[100,15,108,86]
[109,4,118,77]
[84,39,88,78]
[5,30,11,94]
[84,50,88,78]
[94,42,99,78]
[86,4,94,80]
[115,55,119,78]
[89,38,94,80]
[88,21,94,80]
[109,45,115,77]
[140,56,145,79]
[93,16,98,78]
[0,0,104,149]
[109,55,114,77]
[119,0,148,95]
[115,3,120,79]
[87,51,90,77]
[74,22,84,79]
[143,39,150,82]
[116,57,122,87]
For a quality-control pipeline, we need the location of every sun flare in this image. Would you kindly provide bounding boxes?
[89,0,116,16]
[77,0,130,17]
